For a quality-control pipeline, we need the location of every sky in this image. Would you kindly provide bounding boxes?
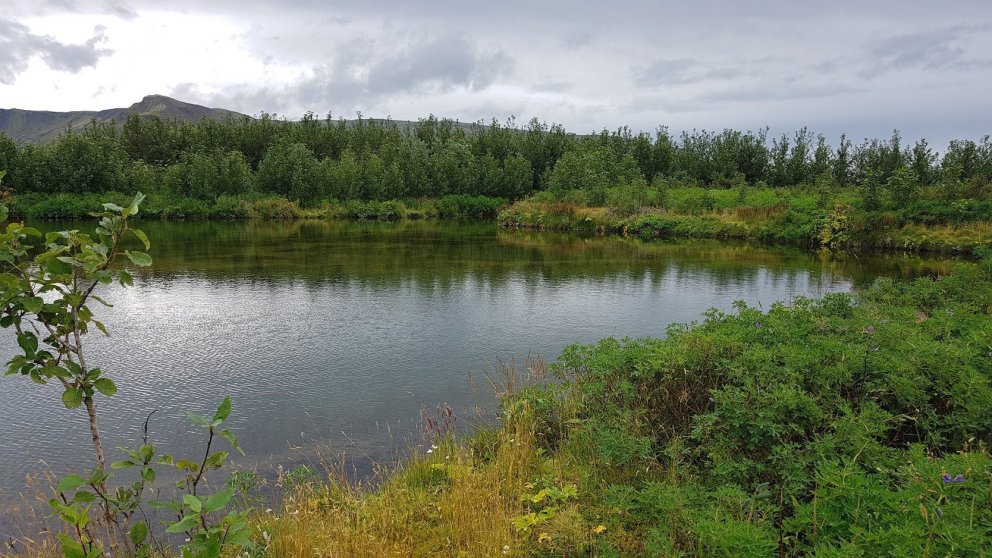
[1,0,991,145]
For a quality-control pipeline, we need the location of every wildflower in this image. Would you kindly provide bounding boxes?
[754,322,762,329]
[426,448,433,454]
[954,474,965,483]
[265,508,273,513]
[863,326,875,335]
[942,473,952,483]
[502,544,510,555]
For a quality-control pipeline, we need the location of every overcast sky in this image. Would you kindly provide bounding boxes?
[2,0,991,145]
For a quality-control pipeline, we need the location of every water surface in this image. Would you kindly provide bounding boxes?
[0,220,956,506]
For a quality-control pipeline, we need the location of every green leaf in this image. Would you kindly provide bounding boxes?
[141,466,156,482]
[129,521,148,546]
[57,534,86,558]
[130,228,150,250]
[111,460,136,469]
[57,474,86,493]
[182,494,203,513]
[202,487,234,514]
[125,250,152,267]
[213,396,231,422]
[165,514,199,534]
[205,451,229,470]
[70,490,95,504]
[47,257,73,275]
[22,296,44,313]
[93,320,109,336]
[62,388,83,409]
[118,270,134,287]
[41,365,70,379]
[17,331,38,355]
[94,378,117,397]
[218,429,244,455]
[186,413,211,427]
[126,192,146,217]
[102,202,125,212]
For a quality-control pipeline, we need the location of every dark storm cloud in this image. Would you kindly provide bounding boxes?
[0,18,112,84]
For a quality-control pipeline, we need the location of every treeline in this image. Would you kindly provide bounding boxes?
[1,112,991,209]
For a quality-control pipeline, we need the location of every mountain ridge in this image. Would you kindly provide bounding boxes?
[0,95,245,144]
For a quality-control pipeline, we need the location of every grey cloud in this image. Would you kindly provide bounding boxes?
[532,82,574,93]
[860,25,992,78]
[635,58,743,87]
[0,18,113,84]
[561,29,595,48]
[182,33,513,116]
[699,82,863,104]
[104,1,138,20]
[366,35,510,94]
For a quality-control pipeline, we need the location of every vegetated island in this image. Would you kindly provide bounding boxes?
[1,95,990,255]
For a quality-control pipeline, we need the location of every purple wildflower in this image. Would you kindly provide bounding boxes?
[754,322,762,329]
[942,473,952,483]
[863,326,875,335]
[954,474,965,483]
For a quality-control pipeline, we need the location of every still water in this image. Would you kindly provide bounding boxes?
[0,220,956,504]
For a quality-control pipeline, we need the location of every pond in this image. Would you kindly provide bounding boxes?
[0,220,958,508]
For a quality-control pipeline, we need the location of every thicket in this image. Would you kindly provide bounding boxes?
[1,114,990,218]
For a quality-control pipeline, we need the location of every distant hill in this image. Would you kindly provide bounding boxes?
[0,95,245,144]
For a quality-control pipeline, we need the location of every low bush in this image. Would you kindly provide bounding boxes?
[435,195,506,219]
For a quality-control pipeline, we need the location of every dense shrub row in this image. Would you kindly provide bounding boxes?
[499,254,992,555]
[1,113,990,213]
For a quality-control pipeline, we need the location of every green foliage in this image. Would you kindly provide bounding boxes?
[504,257,992,555]
[0,197,250,558]
[818,203,852,249]
[435,194,506,219]
[1,119,990,227]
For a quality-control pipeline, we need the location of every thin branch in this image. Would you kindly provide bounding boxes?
[191,427,215,497]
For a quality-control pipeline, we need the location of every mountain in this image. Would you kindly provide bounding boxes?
[0,95,245,144]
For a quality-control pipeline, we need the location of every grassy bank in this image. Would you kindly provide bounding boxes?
[498,186,992,255]
[242,254,992,556]
[9,186,991,256]
[5,191,506,222]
